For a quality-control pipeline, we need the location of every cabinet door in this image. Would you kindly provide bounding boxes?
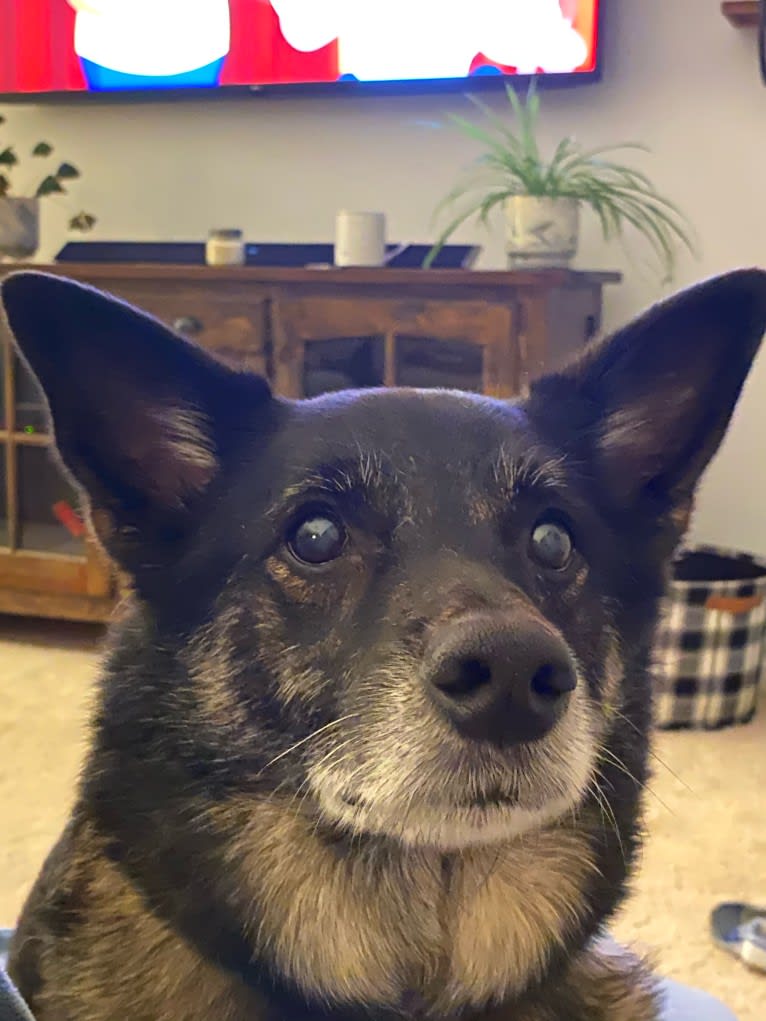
[92,280,270,377]
[0,345,113,620]
[516,285,603,394]
[272,297,517,399]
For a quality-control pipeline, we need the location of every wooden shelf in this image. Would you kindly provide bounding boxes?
[8,261,622,290]
[722,2,760,27]
[0,429,51,446]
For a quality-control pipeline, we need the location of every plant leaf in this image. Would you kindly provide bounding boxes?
[69,211,97,232]
[448,114,519,166]
[36,175,65,197]
[57,162,80,180]
[465,94,526,161]
[32,141,54,157]
[0,147,18,167]
[425,195,494,267]
[477,189,514,227]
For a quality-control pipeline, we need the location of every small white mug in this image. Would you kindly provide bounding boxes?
[334,211,386,267]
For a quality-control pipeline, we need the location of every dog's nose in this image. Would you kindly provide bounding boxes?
[424,615,577,745]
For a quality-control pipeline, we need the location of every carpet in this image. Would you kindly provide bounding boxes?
[0,616,763,1020]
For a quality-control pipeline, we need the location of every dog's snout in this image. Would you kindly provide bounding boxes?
[424,615,577,746]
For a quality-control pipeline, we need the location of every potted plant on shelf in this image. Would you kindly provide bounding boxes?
[426,82,694,282]
[0,114,96,260]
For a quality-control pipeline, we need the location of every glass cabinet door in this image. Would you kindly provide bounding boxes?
[273,297,516,399]
[17,445,87,556]
[0,334,113,619]
[394,336,484,391]
[303,336,386,397]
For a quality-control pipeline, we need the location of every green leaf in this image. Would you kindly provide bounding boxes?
[68,211,97,232]
[448,114,520,171]
[32,141,54,157]
[56,162,80,180]
[464,94,526,161]
[424,199,486,267]
[477,189,514,227]
[0,147,18,167]
[36,175,65,197]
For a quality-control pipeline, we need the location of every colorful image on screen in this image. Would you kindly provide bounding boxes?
[0,0,600,97]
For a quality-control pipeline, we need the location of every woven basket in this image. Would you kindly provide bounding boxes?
[653,545,766,729]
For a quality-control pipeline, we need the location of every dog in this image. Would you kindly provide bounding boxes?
[3,268,766,1021]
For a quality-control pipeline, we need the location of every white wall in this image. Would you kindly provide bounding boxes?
[3,0,766,551]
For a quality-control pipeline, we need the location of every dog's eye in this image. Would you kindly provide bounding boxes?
[288,512,346,565]
[529,519,574,571]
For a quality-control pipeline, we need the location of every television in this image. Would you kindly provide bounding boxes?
[0,0,601,101]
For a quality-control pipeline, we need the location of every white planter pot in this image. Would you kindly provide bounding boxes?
[0,197,40,260]
[504,196,579,269]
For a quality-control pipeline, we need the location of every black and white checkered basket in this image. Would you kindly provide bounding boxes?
[653,545,766,729]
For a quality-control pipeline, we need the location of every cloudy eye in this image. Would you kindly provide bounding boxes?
[530,519,574,571]
[288,511,346,565]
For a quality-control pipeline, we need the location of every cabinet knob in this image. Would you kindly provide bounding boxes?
[173,315,204,336]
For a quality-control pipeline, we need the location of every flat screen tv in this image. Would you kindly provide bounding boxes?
[0,0,601,100]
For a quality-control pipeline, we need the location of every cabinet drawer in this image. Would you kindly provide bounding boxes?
[94,280,270,377]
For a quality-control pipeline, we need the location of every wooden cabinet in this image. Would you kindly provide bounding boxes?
[0,263,619,620]
[273,297,517,398]
[88,277,272,377]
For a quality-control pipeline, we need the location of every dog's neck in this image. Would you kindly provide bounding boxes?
[218,797,599,1016]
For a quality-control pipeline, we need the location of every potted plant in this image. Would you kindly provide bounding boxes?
[0,114,96,260]
[426,82,694,282]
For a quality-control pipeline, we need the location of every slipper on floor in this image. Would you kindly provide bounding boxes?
[711,902,766,973]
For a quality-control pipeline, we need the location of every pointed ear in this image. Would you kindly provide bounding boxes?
[526,269,766,518]
[1,271,272,573]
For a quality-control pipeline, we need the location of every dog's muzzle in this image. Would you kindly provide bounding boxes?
[422,612,577,746]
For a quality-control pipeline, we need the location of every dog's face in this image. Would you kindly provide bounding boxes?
[211,389,604,849]
[3,270,766,856]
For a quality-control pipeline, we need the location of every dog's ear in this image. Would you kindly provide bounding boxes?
[1,272,272,570]
[526,269,766,518]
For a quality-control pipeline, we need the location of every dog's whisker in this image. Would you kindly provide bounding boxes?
[306,756,370,842]
[597,745,677,818]
[589,774,627,868]
[289,740,363,825]
[293,740,358,800]
[254,714,360,777]
[611,708,694,793]
[255,739,361,822]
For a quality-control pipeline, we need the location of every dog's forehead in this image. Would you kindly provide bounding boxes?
[281,388,528,467]
[243,389,578,514]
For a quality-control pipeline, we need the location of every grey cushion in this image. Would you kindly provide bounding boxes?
[0,970,35,1021]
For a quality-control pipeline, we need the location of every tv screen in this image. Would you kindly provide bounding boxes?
[0,0,601,99]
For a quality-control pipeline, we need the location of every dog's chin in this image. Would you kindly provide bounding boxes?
[308,689,597,850]
[312,785,586,851]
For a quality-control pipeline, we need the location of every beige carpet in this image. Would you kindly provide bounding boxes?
[1,616,763,1019]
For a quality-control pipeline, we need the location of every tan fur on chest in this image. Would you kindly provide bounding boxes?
[31,833,258,1021]
[222,799,597,1014]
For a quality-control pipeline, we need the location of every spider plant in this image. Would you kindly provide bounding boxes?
[425,81,695,282]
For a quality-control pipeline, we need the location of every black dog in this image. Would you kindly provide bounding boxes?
[3,269,766,1021]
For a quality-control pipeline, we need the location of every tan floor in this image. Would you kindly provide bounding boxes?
[0,616,764,1019]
